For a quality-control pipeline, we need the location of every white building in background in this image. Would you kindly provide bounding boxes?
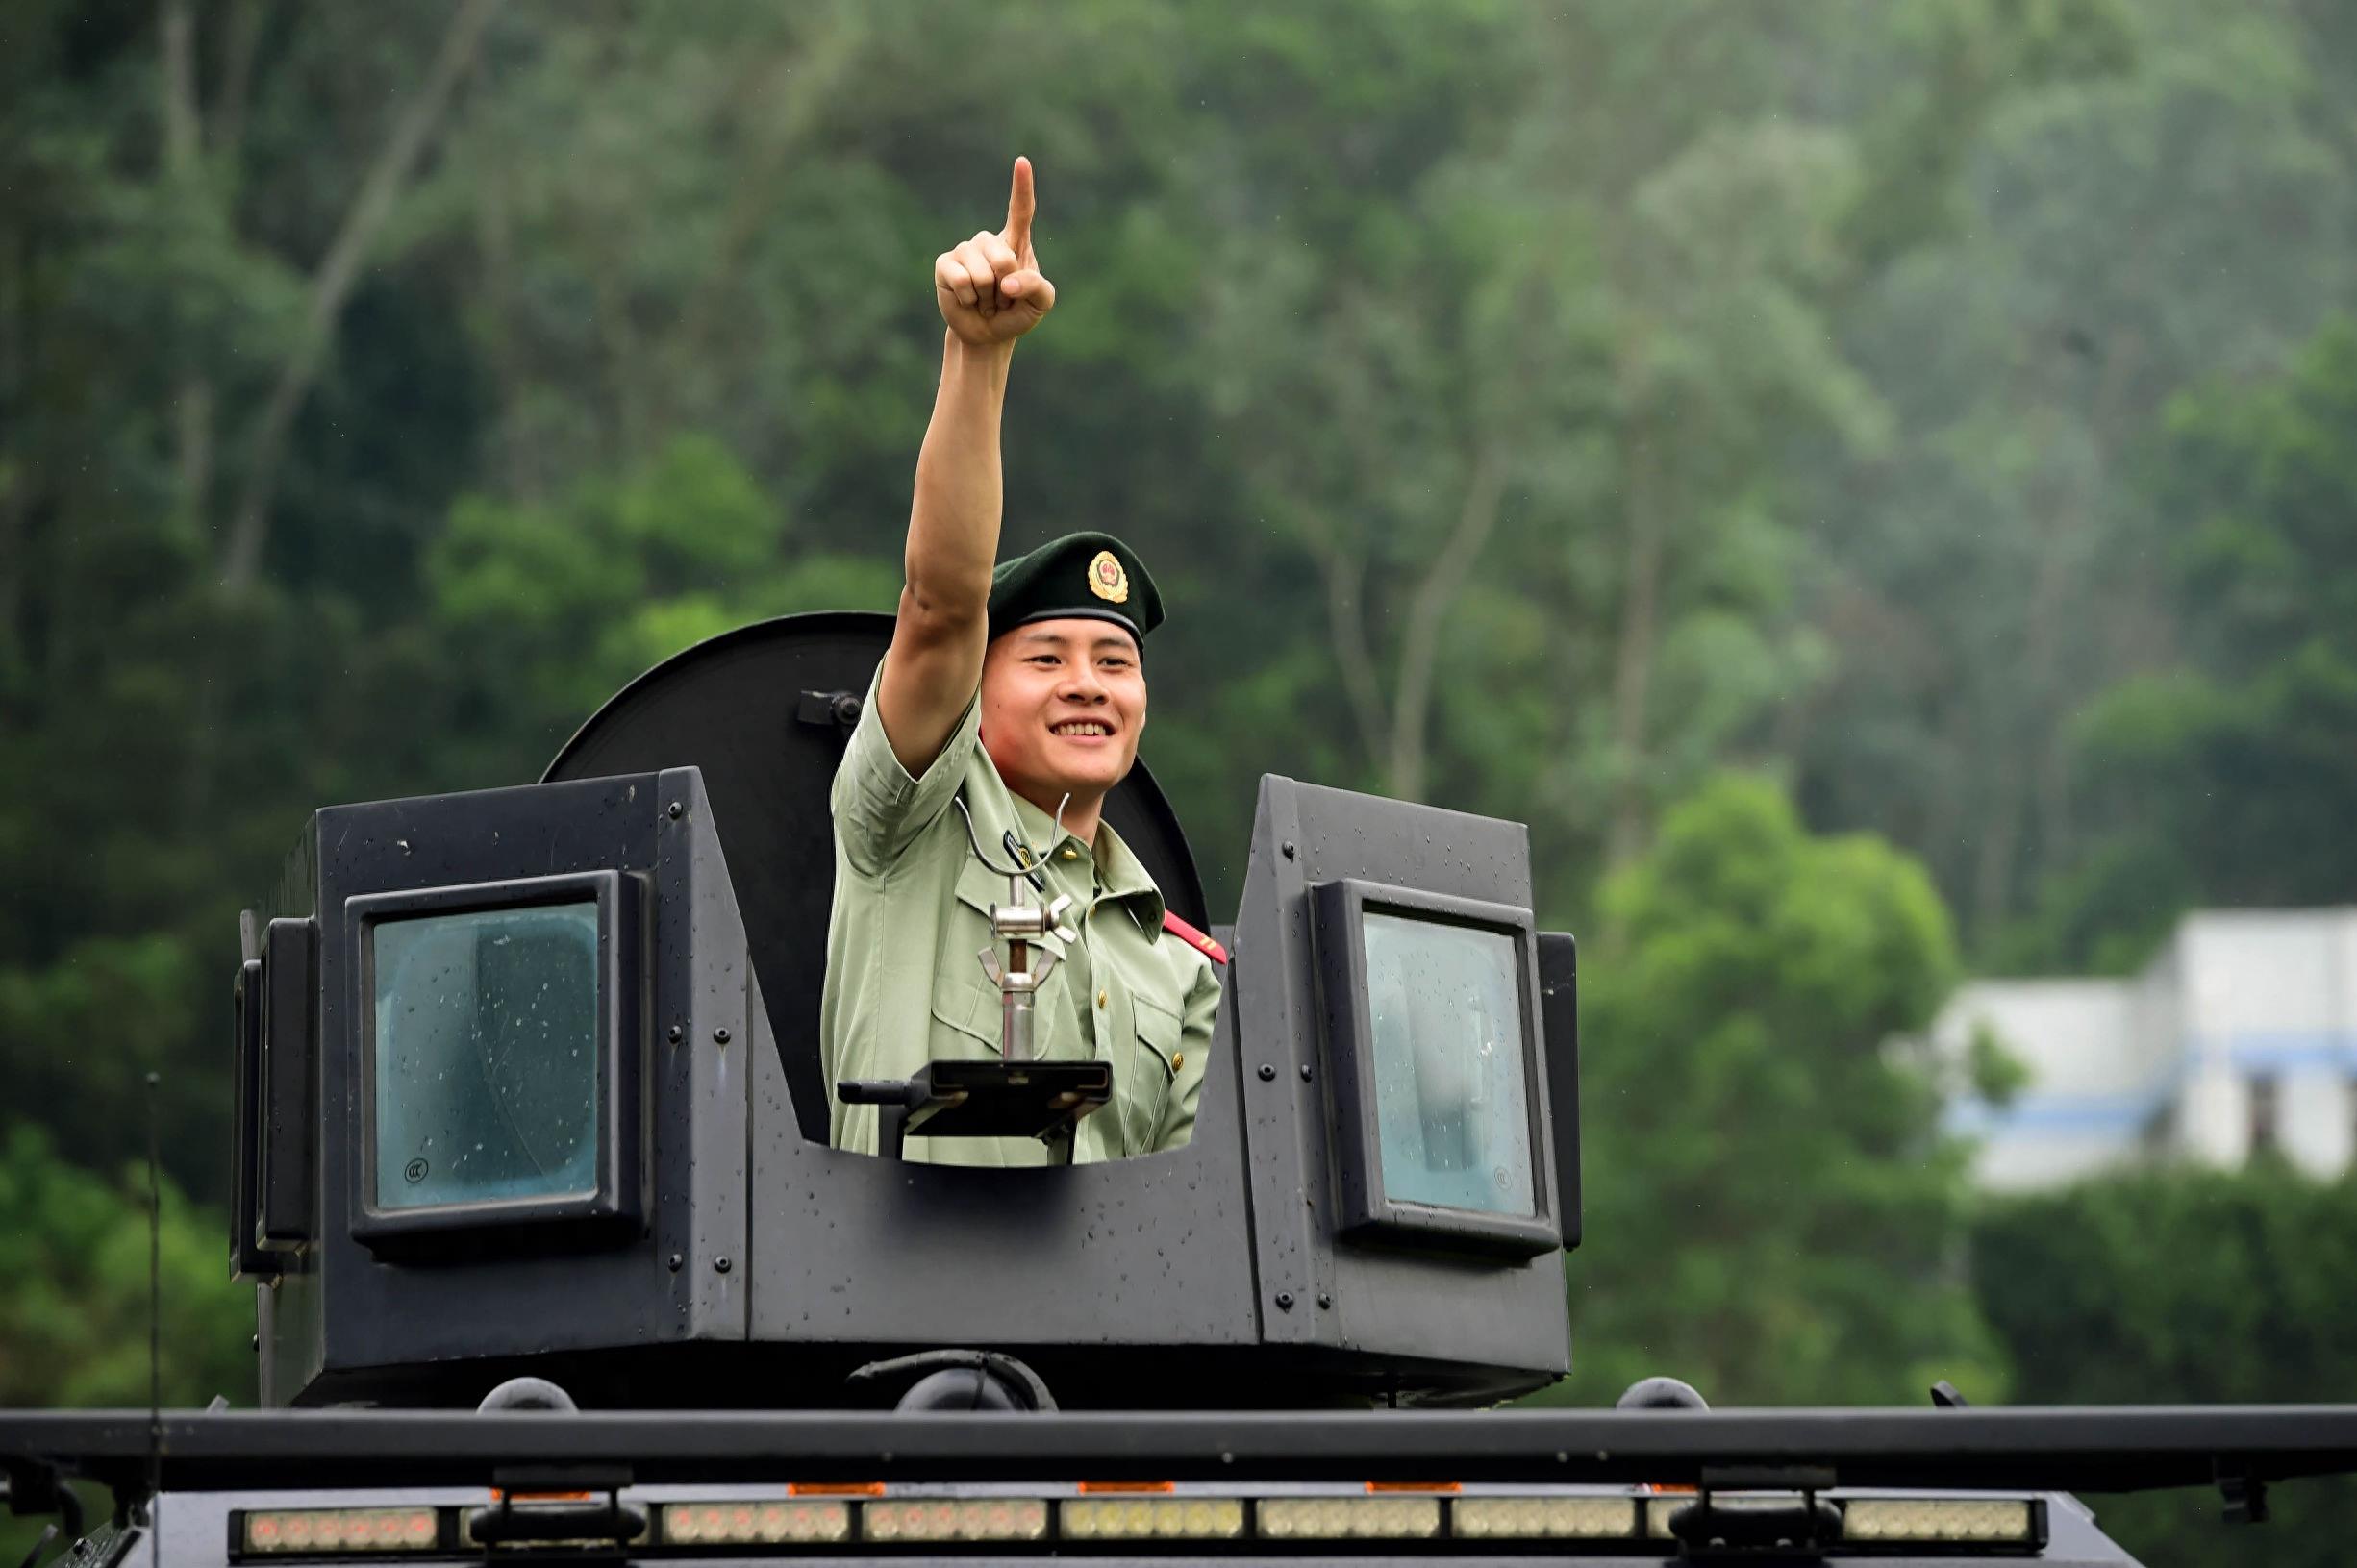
[1933,909,2357,1191]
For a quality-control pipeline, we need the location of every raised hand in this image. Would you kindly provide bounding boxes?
[935,156,1056,346]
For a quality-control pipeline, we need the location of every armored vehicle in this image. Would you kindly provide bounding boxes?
[6,614,2355,1566]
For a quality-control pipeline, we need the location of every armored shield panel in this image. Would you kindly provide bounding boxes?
[237,615,1573,1409]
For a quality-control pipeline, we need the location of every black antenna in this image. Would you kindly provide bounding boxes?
[145,1070,162,1568]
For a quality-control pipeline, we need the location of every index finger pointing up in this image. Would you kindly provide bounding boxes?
[1002,155,1036,258]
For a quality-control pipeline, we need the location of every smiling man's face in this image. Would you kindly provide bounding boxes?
[978,618,1147,819]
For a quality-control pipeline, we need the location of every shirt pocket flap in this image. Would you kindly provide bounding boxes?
[954,851,1001,918]
[1134,992,1181,1076]
[930,969,1000,1052]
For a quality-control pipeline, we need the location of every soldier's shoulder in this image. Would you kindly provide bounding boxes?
[1160,908,1227,967]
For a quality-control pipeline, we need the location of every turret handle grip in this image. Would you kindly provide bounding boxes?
[837,1079,925,1108]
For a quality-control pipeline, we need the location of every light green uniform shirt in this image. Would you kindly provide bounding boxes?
[821,662,1219,1164]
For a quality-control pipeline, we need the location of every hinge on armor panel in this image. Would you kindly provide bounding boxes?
[2216,1460,2269,1526]
[796,689,863,731]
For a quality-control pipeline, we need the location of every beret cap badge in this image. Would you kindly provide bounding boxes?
[1088,549,1130,604]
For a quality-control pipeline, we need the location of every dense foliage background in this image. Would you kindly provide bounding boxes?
[6,2,2356,1561]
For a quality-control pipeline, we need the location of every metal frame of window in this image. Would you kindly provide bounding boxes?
[346,869,642,1248]
[2247,1072,2280,1157]
[1312,878,1559,1257]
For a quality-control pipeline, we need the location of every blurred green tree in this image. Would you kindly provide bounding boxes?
[2001,313,2357,970]
[1786,0,2357,948]
[415,434,897,780]
[1974,1166,2357,1566]
[0,1123,250,1408]
[1532,775,2004,1406]
[0,0,516,1186]
[0,1123,252,1561]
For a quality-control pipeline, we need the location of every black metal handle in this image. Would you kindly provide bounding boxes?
[836,1080,915,1159]
[464,1497,646,1549]
[836,1079,923,1108]
[1663,1494,1842,1554]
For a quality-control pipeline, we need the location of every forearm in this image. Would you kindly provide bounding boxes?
[904,330,1016,624]
[875,159,1046,772]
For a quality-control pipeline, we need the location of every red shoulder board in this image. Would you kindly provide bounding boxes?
[1161,909,1228,965]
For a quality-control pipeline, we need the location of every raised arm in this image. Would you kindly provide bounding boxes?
[877,156,1058,774]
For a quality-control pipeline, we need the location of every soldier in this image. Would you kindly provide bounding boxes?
[820,157,1224,1165]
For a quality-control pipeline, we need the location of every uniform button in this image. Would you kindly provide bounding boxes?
[1061,847,1078,860]
[1096,989,1108,1008]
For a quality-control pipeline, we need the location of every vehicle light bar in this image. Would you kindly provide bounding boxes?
[660,1500,851,1546]
[863,1497,1050,1542]
[1642,1493,2046,1551]
[1843,1497,2043,1544]
[1063,1497,1247,1540]
[238,1506,441,1556]
[233,1488,2048,1556]
[1453,1496,1642,1538]
[1257,1496,1442,1539]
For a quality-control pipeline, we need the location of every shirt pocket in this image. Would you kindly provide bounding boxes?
[929,968,1001,1059]
[1123,993,1183,1152]
[953,850,1004,920]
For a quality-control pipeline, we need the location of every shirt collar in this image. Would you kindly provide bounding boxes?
[1005,789,1166,928]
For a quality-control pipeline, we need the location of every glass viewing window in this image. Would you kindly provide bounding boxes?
[1314,876,1559,1256]
[1360,911,1536,1218]
[371,902,602,1211]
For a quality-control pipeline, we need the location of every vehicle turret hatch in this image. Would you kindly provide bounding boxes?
[540,610,1206,1145]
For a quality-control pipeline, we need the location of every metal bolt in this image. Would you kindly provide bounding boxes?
[1281,839,1296,859]
[1316,1293,1332,1309]
[714,1256,733,1275]
[1299,1063,1314,1081]
[251,1334,261,1352]
[1274,1291,1294,1311]
[714,1026,731,1044]
[667,1253,684,1273]
[667,1024,684,1044]
[666,801,683,820]
[1258,1063,1276,1082]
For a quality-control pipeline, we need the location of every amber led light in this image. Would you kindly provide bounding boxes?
[660,1500,850,1546]
[863,1498,1050,1542]
[240,1507,439,1556]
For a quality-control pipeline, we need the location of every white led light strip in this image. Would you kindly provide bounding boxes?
[1845,1498,2036,1543]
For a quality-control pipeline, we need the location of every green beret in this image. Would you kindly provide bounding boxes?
[988,530,1164,647]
